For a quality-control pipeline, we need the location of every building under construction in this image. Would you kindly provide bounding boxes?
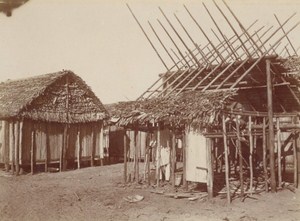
[109,1,300,203]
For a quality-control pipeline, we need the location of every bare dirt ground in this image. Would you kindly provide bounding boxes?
[0,163,299,221]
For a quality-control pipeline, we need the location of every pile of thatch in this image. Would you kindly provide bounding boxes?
[107,90,237,129]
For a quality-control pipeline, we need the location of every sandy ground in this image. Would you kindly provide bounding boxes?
[0,163,299,221]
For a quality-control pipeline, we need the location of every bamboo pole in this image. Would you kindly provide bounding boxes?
[276,118,282,187]
[267,59,276,193]
[77,126,81,169]
[263,117,268,192]
[156,125,161,186]
[249,116,254,195]
[293,131,298,188]
[222,115,231,204]
[206,138,214,199]
[31,125,35,175]
[15,121,20,176]
[235,116,244,198]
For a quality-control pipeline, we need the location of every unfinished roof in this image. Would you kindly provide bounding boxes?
[0,70,108,123]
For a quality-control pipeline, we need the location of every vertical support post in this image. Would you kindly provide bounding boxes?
[135,130,139,183]
[182,130,187,189]
[15,121,20,176]
[91,125,95,167]
[77,125,81,169]
[276,118,282,187]
[31,125,35,175]
[124,131,127,184]
[298,133,300,188]
[156,124,161,186]
[11,121,15,175]
[235,116,244,198]
[171,132,176,188]
[206,137,214,199]
[3,121,9,172]
[249,116,254,195]
[19,120,23,173]
[293,133,298,188]
[45,124,49,173]
[222,114,231,204]
[147,142,151,186]
[262,117,268,192]
[266,59,276,193]
[99,123,104,166]
[62,124,68,171]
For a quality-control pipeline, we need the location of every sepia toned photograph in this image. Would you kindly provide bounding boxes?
[0,0,299,220]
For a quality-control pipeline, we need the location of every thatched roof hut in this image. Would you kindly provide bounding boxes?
[0,70,108,122]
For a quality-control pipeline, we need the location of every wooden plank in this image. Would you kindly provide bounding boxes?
[267,59,276,193]
[206,138,213,199]
[222,115,231,204]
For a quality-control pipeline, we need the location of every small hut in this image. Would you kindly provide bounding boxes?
[0,70,109,174]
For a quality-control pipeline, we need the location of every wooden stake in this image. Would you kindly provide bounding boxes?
[156,125,161,186]
[267,59,276,193]
[235,116,244,198]
[276,118,282,187]
[172,132,176,188]
[249,116,253,195]
[15,121,20,176]
[31,125,34,175]
[222,115,231,204]
[293,134,298,188]
[206,138,213,199]
[262,117,268,192]
[77,126,81,169]
[124,131,127,184]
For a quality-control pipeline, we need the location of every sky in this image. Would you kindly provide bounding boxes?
[0,0,299,104]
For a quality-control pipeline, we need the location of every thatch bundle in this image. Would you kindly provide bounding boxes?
[107,90,237,129]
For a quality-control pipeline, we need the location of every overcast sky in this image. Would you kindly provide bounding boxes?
[0,0,299,104]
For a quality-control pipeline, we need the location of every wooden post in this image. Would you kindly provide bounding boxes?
[293,134,298,188]
[19,120,23,173]
[298,134,300,188]
[124,131,127,183]
[45,124,49,173]
[182,130,187,189]
[77,126,81,169]
[235,116,244,198]
[248,116,253,195]
[222,115,231,204]
[91,125,95,167]
[147,143,151,186]
[135,130,139,183]
[266,59,276,193]
[99,123,104,166]
[62,124,68,171]
[276,118,282,187]
[11,121,15,175]
[31,125,35,175]
[262,117,268,192]
[171,132,176,188]
[206,138,213,199]
[3,121,9,172]
[15,121,20,175]
[156,125,161,186]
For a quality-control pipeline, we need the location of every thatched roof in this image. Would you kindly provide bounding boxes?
[0,70,108,123]
[106,90,237,129]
